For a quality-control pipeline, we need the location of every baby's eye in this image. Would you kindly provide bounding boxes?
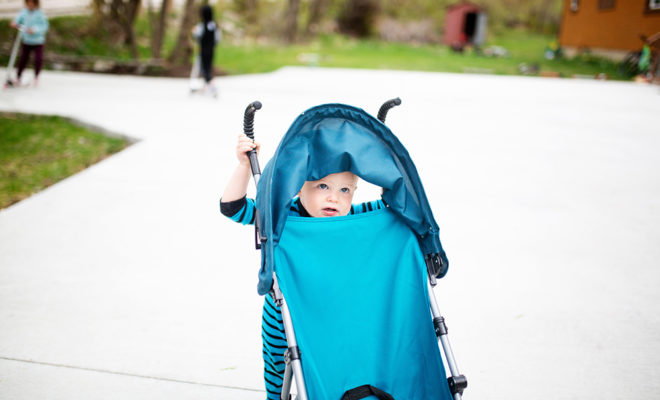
[340,187,350,193]
[318,183,328,190]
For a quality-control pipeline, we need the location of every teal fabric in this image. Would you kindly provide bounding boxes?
[256,103,448,295]
[276,208,453,400]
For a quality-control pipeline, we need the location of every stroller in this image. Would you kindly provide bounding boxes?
[242,99,467,400]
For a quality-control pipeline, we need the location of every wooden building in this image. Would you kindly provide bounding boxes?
[444,2,488,49]
[559,0,660,58]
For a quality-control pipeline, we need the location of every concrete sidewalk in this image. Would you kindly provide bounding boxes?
[1,67,660,399]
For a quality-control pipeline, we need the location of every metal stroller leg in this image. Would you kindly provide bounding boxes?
[273,272,309,400]
[281,361,294,400]
[427,279,468,400]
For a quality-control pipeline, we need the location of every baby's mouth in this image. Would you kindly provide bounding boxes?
[322,207,338,216]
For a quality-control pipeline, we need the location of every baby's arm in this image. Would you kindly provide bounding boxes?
[221,133,259,202]
[220,134,260,225]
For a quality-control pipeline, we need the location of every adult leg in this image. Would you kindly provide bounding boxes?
[262,294,287,400]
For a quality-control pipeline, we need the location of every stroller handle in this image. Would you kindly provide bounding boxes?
[243,101,262,140]
[243,101,264,250]
[377,97,402,123]
[243,101,262,178]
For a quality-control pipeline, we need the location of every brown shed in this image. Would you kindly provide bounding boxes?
[559,0,660,58]
[444,2,488,49]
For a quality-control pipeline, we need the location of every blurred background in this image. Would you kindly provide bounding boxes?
[1,0,658,81]
[2,2,660,399]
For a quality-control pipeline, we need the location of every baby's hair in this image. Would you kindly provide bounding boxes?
[27,0,39,6]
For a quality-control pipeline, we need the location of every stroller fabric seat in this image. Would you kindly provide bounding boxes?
[276,207,454,400]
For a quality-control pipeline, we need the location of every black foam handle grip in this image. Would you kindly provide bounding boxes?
[377,97,402,123]
[243,101,262,176]
[243,101,262,140]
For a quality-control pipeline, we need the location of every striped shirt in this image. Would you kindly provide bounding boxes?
[220,195,385,399]
[220,196,385,224]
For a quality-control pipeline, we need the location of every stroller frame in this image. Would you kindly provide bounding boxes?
[242,100,467,400]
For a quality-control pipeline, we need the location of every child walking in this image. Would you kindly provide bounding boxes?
[220,133,385,400]
[10,0,49,86]
[192,5,221,97]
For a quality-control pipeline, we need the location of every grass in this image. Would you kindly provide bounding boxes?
[0,15,623,79]
[0,113,130,209]
[216,30,622,79]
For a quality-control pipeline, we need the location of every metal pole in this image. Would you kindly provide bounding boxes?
[280,363,293,400]
[273,273,309,400]
[428,279,465,400]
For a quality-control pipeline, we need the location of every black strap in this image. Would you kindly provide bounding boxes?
[341,385,394,400]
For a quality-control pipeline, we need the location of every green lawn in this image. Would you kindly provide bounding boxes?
[0,16,624,79]
[0,113,130,209]
[217,31,621,79]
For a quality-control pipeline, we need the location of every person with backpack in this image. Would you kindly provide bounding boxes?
[192,5,221,96]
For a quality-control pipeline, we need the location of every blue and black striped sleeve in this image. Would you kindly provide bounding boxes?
[349,199,386,215]
[220,196,257,225]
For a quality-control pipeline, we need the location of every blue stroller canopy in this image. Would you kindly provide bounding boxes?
[255,103,448,295]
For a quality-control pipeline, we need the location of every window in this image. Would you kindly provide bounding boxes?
[650,0,660,10]
[598,0,615,9]
[570,0,579,12]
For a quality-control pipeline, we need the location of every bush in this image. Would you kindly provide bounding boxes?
[337,0,380,38]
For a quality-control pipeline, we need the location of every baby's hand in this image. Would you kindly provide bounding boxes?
[236,133,259,165]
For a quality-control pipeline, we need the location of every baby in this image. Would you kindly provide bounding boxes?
[220,133,384,399]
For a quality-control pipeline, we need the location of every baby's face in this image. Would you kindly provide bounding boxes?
[298,172,358,217]
[26,0,36,10]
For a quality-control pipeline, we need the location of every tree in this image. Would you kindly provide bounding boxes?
[234,0,259,25]
[337,0,380,37]
[92,0,141,59]
[283,0,301,42]
[149,0,172,59]
[169,0,198,66]
[305,0,329,34]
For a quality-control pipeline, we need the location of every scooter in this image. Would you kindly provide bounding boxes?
[4,27,24,89]
[188,52,204,94]
[188,50,217,98]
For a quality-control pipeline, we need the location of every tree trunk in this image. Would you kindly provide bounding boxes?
[91,0,106,20]
[121,0,141,59]
[152,0,172,59]
[305,0,327,34]
[169,0,198,66]
[147,0,157,51]
[283,0,301,42]
[241,0,259,25]
[106,0,140,58]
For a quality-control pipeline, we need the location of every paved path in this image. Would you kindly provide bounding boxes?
[1,68,660,399]
[0,0,90,18]
[0,0,188,19]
